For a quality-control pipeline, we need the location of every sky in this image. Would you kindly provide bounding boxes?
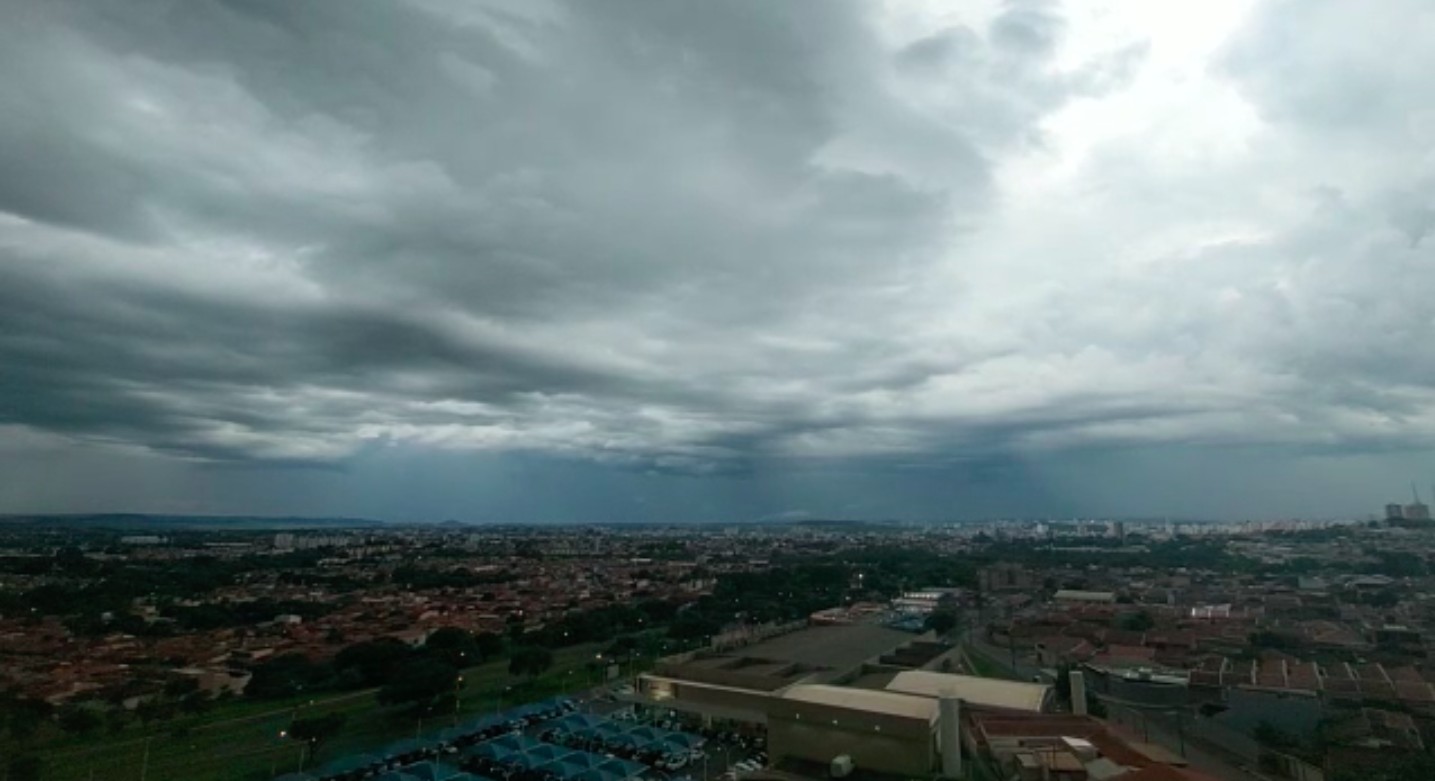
[2,0,1434,523]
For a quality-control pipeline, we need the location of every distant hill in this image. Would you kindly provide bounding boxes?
[784,518,901,530]
[0,514,386,530]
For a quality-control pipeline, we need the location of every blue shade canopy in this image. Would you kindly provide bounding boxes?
[597,758,646,779]
[317,753,380,775]
[401,761,464,781]
[383,737,437,757]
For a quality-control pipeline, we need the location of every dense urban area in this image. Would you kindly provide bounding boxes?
[5,509,1435,781]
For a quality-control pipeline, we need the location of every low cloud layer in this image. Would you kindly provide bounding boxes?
[2,0,1433,519]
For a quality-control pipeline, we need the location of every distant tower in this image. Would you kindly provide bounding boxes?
[1405,483,1431,522]
[1386,503,1406,521]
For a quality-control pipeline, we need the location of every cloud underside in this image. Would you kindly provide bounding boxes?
[2,0,1435,476]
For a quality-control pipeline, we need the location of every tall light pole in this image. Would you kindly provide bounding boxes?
[139,736,153,781]
[454,674,464,726]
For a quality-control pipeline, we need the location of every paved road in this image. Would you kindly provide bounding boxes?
[1105,704,1270,781]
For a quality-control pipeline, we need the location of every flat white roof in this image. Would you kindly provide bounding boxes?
[884,670,1050,712]
[1054,589,1116,602]
[782,684,937,722]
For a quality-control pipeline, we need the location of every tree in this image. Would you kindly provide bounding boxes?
[4,698,52,740]
[178,691,211,715]
[288,713,346,750]
[924,610,958,636]
[247,653,330,699]
[377,657,458,714]
[668,611,720,641]
[57,705,102,737]
[474,631,505,659]
[508,646,554,680]
[135,698,173,725]
[334,638,411,687]
[7,754,42,781]
[1118,611,1155,632]
[605,635,638,659]
[424,627,480,667]
[164,676,200,699]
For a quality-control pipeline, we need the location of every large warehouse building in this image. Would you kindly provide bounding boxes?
[635,624,1054,777]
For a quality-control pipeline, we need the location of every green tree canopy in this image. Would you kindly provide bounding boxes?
[377,657,458,715]
[474,631,506,659]
[288,713,347,748]
[334,638,411,687]
[424,627,481,667]
[1118,610,1155,631]
[56,705,101,737]
[508,646,554,679]
[924,610,958,635]
[246,653,331,699]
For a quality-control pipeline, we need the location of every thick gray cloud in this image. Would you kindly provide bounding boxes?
[1,0,1432,520]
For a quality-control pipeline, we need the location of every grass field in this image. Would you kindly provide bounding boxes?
[17,644,651,781]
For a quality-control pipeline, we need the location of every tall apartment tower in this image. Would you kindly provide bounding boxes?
[1405,484,1431,522]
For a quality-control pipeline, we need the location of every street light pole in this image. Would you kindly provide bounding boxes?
[455,675,464,726]
[139,736,153,781]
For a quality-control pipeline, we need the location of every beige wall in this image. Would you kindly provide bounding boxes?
[642,672,938,776]
[640,675,774,724]
[768,717,935,776]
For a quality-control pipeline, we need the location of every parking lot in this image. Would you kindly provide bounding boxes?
[598,703,766,781]
[438,683,769,781]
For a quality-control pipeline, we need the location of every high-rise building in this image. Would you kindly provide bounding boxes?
[1386,503,1406,520]
[1404,484,1430,521]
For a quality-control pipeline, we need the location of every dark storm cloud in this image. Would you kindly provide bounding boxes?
[0,0,1066,471]
[2,0,1432,522]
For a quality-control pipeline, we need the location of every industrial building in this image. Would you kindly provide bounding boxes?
[635,624,1055,777]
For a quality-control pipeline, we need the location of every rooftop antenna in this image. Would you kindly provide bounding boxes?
[1414,482,1424,505]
